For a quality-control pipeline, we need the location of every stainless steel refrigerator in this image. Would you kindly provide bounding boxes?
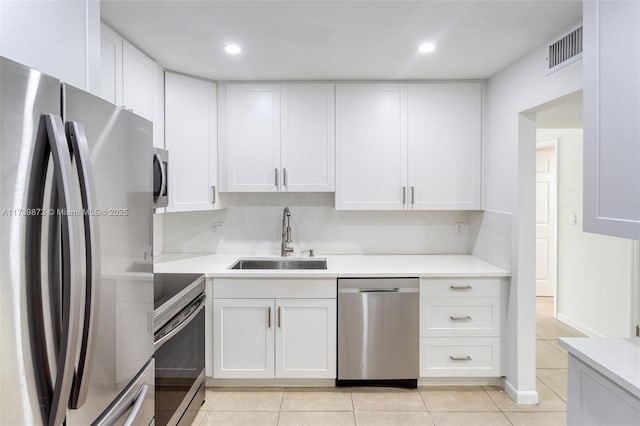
[0,57,155,425]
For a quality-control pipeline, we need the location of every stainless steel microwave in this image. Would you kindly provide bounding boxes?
[153,148,168,208]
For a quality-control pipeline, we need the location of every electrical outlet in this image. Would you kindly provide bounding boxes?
[211,222,224,234]
[455,222,464,235]
[569,214,577,225]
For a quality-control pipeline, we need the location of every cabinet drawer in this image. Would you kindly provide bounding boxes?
[420,278,503,298]
[419,337,501,377]
[420,298,500,337]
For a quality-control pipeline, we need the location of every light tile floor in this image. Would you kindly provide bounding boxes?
[193,297,583,426]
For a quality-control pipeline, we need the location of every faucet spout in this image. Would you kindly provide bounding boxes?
[281,207,294,257]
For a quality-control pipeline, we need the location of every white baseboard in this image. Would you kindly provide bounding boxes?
[556,313,604,337]
[418,377,502,387]
[206,377,334,387]
[502,378,539,404]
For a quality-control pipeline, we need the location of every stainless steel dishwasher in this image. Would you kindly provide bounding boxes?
[337,278,419,388]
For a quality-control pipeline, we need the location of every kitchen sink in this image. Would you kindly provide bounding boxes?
[229,258,327,270]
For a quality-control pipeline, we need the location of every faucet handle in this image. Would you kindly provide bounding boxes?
[301,249,315,258]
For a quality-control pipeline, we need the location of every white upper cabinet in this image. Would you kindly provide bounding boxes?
[100,25,164,149]
[335,84,408,210]
[165,72,220,212]
[407,83,482,210]
[122,40,157,122]
[583,0,640,239]
[336,83,481,211]
[223,83,335,192]
[99,24,123,105]
[226,84,281,192]
[281,84,335,191]
[0,0,100,93]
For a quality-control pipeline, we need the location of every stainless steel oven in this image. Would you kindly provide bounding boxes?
[154,273,205,426]
[153,147,168,209]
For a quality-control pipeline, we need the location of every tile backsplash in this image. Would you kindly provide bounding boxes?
[161,193,483,255]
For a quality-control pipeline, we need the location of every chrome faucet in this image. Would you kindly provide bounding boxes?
[281,207,294,257]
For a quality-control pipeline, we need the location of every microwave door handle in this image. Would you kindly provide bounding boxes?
[65,121,101,409]
[36,115,83,426]
[154,153,166,200]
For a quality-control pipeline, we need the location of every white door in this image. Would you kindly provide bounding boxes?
[165,72,218,212]
[407,83,482,210]
[335,84,408,210]
[226,84,281,192]
[213,299,274,379]
[536,146,557,297]
[275,299,336,378]
[281,84,335,192]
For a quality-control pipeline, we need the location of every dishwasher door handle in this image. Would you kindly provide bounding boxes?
[359,288,400,293]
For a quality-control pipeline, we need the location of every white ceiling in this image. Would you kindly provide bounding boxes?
[101,0,582,81]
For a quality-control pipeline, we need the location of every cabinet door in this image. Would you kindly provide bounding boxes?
[281,84,335,192]
[336,84,408,210]
[226,84,281,192]
[275,299,336,379]
[99,24,122,105]
[122,40,156,122]
[165,72,218,212]
[407,83,481,210]
[583,0,640,239]
[213,299,274,379]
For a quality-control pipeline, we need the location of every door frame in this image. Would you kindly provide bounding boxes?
[535,139,558,315]
[632,241,640,336]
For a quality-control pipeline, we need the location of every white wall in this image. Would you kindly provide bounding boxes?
[0,0,100,93]
[538,128,633,337]
[160,193,481,255]
[480,29,583,403]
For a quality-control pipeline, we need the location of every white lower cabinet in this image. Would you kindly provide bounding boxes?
[213,297,336,379]
[419,278,506,378]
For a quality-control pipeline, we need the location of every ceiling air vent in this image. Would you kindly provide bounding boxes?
[546,23,583,75]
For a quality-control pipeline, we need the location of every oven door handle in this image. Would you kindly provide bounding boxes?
[154,298,205,351]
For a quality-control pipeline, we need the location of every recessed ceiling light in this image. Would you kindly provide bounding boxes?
[224,43,242,54]
[418,42,436,54]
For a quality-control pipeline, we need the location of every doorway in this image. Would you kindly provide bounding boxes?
[535,141,557,299]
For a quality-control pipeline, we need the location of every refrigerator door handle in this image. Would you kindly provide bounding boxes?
[122,384,149,426]
[65,121,101,409]
[26,114,83,426]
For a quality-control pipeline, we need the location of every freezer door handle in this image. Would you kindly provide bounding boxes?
[66,121,101,409]
[25,114,83,426]
[122,384,150,426]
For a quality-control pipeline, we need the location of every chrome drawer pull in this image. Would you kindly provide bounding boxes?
[450,315,472,321]
[449,355,472,361]
[450,285,472,290]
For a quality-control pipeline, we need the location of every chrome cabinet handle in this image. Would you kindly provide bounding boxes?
[283,168,288,187]
[402,186,406,204]
[449,356,472,361]
[411,186,415,204]
[66,121,101,409]
[275,168,279,189]
[277,306,282,328]
[450,285,473,290]
[450,315,472,321]
[268,306,272,328]
[211,185,216,204]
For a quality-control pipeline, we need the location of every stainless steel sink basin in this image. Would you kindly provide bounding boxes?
[230,258,327,270]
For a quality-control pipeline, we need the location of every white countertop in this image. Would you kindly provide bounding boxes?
[153,253,510,278]
[560,337,640,399]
